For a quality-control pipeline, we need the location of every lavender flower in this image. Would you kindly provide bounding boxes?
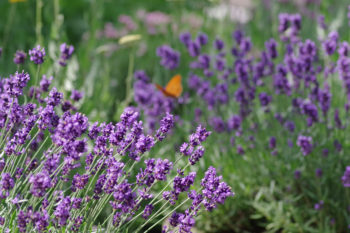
[323,32,338,56]
[155,112,174,141]
[315,168,323,178]
[142,204,154,219]
[70,89,83,101]
[259,92,272,106]
[196,32,208,46]
[338,42,350,57]
[318,87,331,116]
[1,173,14,191]
[29,45,45,64]
[269,136,276,149]
[265,39,278,59]
[179,32,191,46]
[13,50,27,64]
[342,166,350,187]
[154,159,173,181]
[294,170,301,179]
[39,75,53,92]
[201,166,234,211]
[227,115,242,131]
[318,15,327,29]
[214,38,224,51]
[156,45,180,69]
[237,145,245,155]
[297,135,313,156]
[284,121,295,133]
[187,40,201,57]
[59,43,74,66]
[29,171,52,197]
[72,173,89,191]
[314,200,324,210]
[54,197,71,226]
[209,116,226,133]
[17,211,29,232]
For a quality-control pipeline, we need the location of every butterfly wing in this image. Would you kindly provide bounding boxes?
[155,83,168,96]
[164,74,182,98]
[155,83,164,92]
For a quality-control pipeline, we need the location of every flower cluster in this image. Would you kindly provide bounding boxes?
[28,45,45,65]
[296,135,313,156]
[14,50,27,64]
[0,45,232,233]
[133,70,175,132]
[156,45,180,70]
[342,166,350,187]
[128,11,350,231]
[59,43,74,66]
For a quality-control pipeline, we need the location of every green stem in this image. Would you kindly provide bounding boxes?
[36,0,43,45]
[2,4,16,52]
[142,197,190,233]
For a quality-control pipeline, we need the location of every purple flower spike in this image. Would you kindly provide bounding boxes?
[297,135,313,156]
[294,170,301,179]
[259,92,272,106]
[29,171,52,197]
[201,166,234,211]
[265,39,278,59]
[269,136,276,149]
[54,197,72,226]
[187,41,201,57]
[1,173,15,191]
[156,45,180,70]
[318,15,327,29]
[342,166,350,187]
[214,38,225,51]
[70,89,83,101]
[142,204,154,219]
[314,200,324,210]
[29,45,45,64]
[14,50,27,64]
[59,43,74,66]
[179,32,191,46]
[196,32,208,46]
[154,159,173,181]
[40,75,53,92]
[323,31,338,56]
[156,112,174,141]
[315,168,323,178]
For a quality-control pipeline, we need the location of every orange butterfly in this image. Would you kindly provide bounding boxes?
[155,74,183,98]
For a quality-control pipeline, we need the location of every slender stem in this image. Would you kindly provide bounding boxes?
[31,65,41,102]
[149,162,189,207]
[18,135,51,175]
[121,160,189,231]
[9,130,42,176]
[2,4,16,52]
[142,198,191,233]
[0,101,15,148]
[52,0,60,40]
[36,0,43,45]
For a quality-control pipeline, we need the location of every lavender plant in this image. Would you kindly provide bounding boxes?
[0,44,233,232]
[132,10,350,232]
